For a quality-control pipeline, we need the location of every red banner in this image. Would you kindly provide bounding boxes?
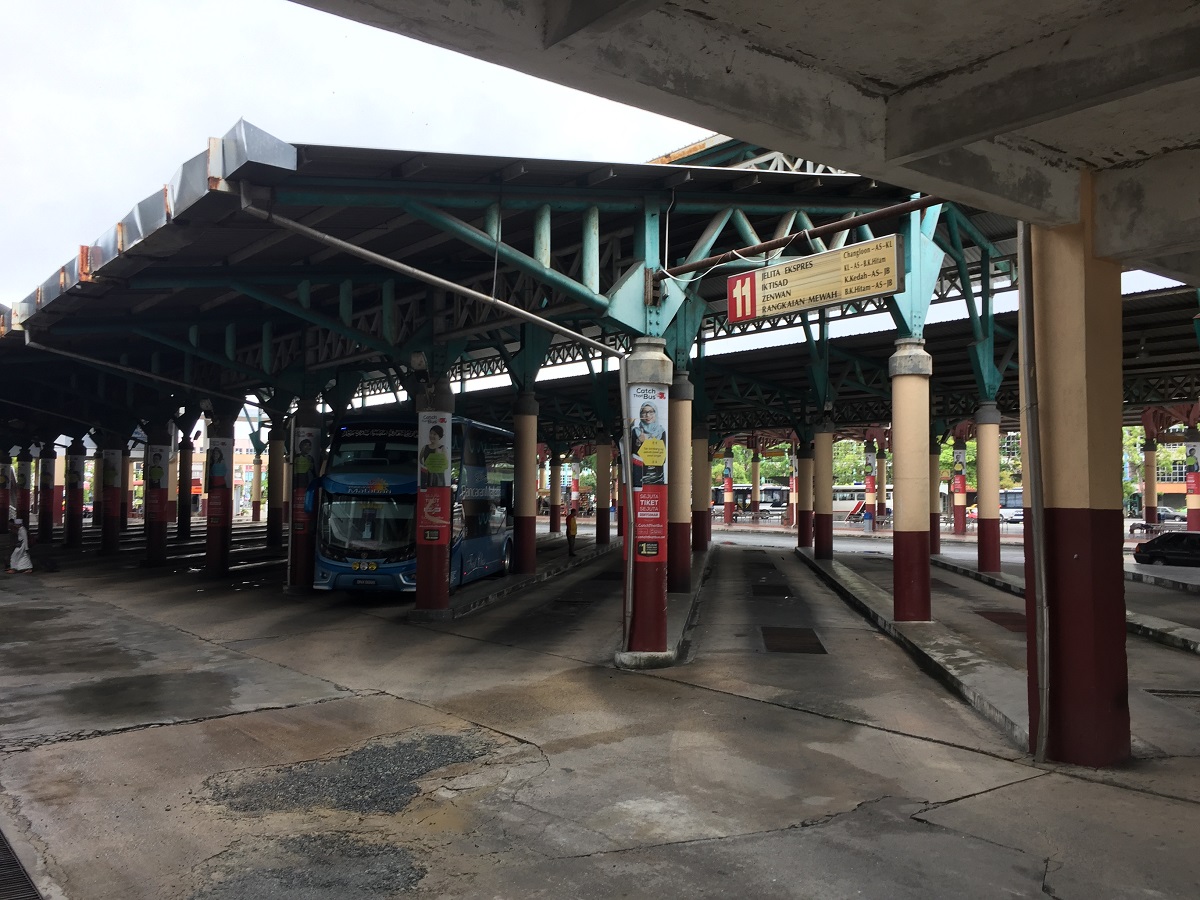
[208,489,227,527]
[633,484,667,562]
[1188,472,1200,495]
[291,487,309,533]
[418,486,451,545]
[952,474,967,494]
[865,475,876,494]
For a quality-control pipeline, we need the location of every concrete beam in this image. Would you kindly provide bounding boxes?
[886,11,1200,165]
[291,0,1081,226]
[544,0,665,48]
[1094,149,1200,263]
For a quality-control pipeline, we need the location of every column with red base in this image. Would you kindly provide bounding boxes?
[549,457,563,534]
[814,427,834,559]
[691,425,710,551]
[415,380,454,611]
[267,428,285,548]
[251,454,263,522]
[667,370,692,593]
[286,407,321,593]
[513,391,539,573]
[15,448,32,525]
[205,409,236,576]
[722,447,735,524]
[750,447,761,517]
[595,437,612,546]
[890,339,932,622]
[64,439,85,548]
[976,402,1002,573]
[100,443,121,554]
[177,436,194,540]
[37,443,57,545]
[876,449,888,522]
[929,440,942,555]
[617,337,672,666]
[1142,439,1157,526]
[145,427,170,566]
[796,441,814,549]
[952,437,968,534]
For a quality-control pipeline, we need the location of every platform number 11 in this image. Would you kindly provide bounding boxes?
[727,274,757,322]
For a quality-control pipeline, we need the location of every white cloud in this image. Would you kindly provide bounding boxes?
[0,0,708,303]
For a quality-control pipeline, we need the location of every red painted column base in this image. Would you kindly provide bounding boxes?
[953,505,966,535]
[628,561,667,652]
[893,530,931,621]
[814,513,833,559]
[929,513,941,555]
[595,507,610,545]
[978,517,1001,572]
[252,500,261,522]
[515,515,537,574]
[668,521,691,593]
[797,510,813,548]
[724,501,734,524]
[1025,507,1130,766]
[691,510,708,551]
[1144,506,1157,525]
[1189,508,1200,531]
[415,543,450,610]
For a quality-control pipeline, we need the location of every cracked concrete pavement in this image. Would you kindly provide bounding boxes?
[2,544,1199,898]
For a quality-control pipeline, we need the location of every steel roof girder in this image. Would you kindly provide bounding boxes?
[233,282,399,360]
[885,203,945,338]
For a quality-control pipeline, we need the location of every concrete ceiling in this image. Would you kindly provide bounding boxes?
[290,0,1200,284]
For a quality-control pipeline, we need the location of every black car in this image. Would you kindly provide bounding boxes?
[1133,531,1200,566]
[1157,509,1188,522]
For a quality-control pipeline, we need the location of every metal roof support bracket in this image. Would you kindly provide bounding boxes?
[885,201,945,339]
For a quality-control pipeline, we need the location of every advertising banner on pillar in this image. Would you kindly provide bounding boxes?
[146,444,169,523]
[292,426,320,535]
[1187,443,1200,494]
[629,384,668,562]
[101,449,121,516]
[417,411,452,546]
[66,455,83,498]
[207,437,232,527]
[952,447,967,494]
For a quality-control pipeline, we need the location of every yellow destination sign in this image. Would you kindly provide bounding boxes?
[726,236,904,322]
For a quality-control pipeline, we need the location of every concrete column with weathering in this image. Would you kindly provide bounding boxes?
[251,454,263,522]
[952,436,968,535]
[668,371,693,593]
[65,438,86,548]
[513,392,539,572]
[814,428,834,560]
[549,457,563,534]
[595,438,612,545]
[267,427,285,548]
[1142,438,1157,525]
[177,436,194,540]
[750,448,761,515]
[889,338,932,622]
[37,443,57,545]
[691,424,710,551]
[929,442,943,555]
[1023,196,1129,767]
[722,446,735,525]
[976,402,1002,573]
[875,448,888,521]
[796,441,814,549]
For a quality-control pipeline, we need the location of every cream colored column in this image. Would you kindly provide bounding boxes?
[976,402,1001,572]
[814,428,834,559]
[691,426,710,550]
[1143,438,1157,524]
[929,444,943,555]
[514,392,539,571]
[796,444,814,548]
[668,372,693,591]
[889,338,932,621]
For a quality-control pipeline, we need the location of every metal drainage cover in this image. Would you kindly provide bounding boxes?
[761,626,826,653]
[975,610,1028,633]
[751,584,794,598]
[0,828,42,900]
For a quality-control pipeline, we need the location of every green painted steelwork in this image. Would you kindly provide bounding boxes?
[885,202,945,338]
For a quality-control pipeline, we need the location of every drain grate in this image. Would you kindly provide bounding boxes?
[761,626,826,653]
[975,610,1028,633]
[0,828,43,900]
[751,583,794,598]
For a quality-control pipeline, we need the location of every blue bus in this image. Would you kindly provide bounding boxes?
[312,411,515,593]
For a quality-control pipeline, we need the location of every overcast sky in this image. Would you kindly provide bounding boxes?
[0,0,712,305]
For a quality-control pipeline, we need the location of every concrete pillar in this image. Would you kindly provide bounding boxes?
[691,425,710,551]
[1143,439,1158,525]
[976,402,1002,573]
[570,459,580,512]
[814,428,834,559]
[796,442,814,549]
[54,457,65,526]
[267,427,285,548]
[513,392,539,573]
[889,338,932,622]
[875,449,888,521]
[177,436,194,540]
[37,443,57,545]
[549,457,563,533]
[92,447,104,529]
[1024,197,1130,767]
[617,337,672,665]
[929,442,943,556]
[205,411,236,575]
[668,371,693,593]
[1187,429,1200,532]
[100,443,121,554]
[287,406,321,592]
[615,451,625,537]
[952,437,968,535]
[750,448,761,515]
[15,448,32,525]
[864,439,878,533]
[414,380,454,611]
[722,446,735,524]
[537,459,546,513]
[121,447,132,531]
[784,443,796,528]
[145,428,171,566]
[596,438,612,545]
[64,439,85,548]
[166,438,179,523]
[251,454,263,522]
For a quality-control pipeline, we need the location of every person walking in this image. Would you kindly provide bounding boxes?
[8,518,32,574]
[566,508,578,556]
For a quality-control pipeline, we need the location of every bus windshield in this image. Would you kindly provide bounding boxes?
[318,495,417,562]
[328,425,419,472]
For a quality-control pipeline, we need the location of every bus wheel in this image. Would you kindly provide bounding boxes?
[501,540,513,576]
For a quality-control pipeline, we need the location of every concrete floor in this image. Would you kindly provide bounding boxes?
[2,538,1199,899]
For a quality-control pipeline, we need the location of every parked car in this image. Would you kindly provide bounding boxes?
[1157,509,1187,522]
[1133,531,1200,566]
